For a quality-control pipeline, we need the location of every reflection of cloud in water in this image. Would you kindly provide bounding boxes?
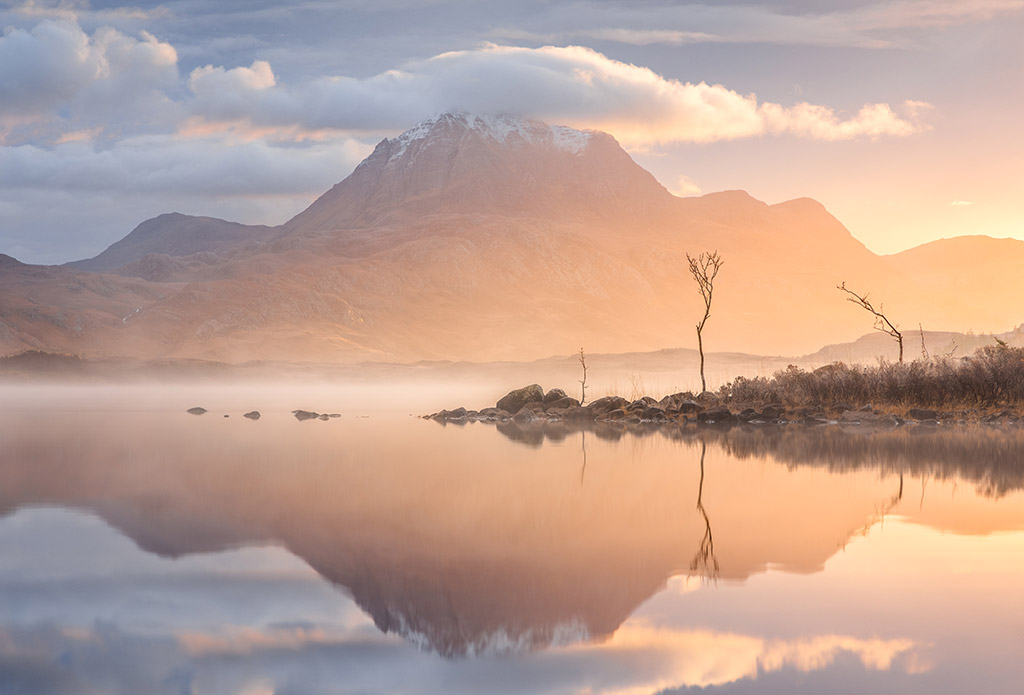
[0,620,926,695]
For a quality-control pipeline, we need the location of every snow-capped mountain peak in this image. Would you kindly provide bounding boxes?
[386,111,594,163]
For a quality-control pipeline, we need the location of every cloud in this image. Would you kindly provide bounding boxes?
[672,175,702,196]
[0,135,369,196]
[0,13,933,262]
[490,0,1024,50]
[186,44,930,147]
[0,15,931,148]
[0,18,179,141]
[950,200,974,206]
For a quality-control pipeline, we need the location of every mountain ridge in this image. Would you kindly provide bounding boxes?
[2,111,1022,363]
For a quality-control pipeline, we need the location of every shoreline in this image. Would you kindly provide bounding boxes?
[425,384,1024,429]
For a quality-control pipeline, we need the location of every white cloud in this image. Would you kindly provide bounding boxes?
[0,134,370,196]
[672,175,702,196]
[0,18,179,140]
[186,44,930,147]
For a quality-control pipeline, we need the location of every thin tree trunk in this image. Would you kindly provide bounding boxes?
[696,326,706,392]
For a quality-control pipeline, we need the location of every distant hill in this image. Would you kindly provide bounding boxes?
[65,212,277,274]
[2,111,1023,363]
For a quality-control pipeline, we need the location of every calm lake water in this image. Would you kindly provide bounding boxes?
[1,385,1023,694]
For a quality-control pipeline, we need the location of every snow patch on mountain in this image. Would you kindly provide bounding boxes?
[386,111,593,163]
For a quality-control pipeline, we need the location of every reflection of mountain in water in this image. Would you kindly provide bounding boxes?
[489,420,1024,497]
[2,411,1022,656]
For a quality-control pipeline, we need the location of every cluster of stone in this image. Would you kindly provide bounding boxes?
[425,385,1018,428]
[292,410,341,421]
[427,384,746,425]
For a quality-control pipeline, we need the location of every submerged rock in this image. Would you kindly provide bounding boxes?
[293,410,320,421]
[186,407,207,415]
[243,411,261,420]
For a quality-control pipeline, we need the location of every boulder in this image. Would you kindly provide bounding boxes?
[431,407,469,421]
[562,405,593,421]
[736,408,757,421]
[907,408,937,421]
[243,411,261,420]
[496,384,545,415]
[543,388,569,403]
[186,407,207,415]
[658,392,694,410]
[478,407,511,421]
[697,408,736,424]
[696,391,721,407]
[546,396,581,411]
[676,400,703,414]
[588,396,629,415]
[513,402,547,424]
[293,410,320,421]
[601,408,628,421]
[641,406,668,422]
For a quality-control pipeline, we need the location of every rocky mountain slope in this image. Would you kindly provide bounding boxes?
[1,112,1022,363]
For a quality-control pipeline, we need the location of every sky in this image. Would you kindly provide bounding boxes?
[1,0,1023,264]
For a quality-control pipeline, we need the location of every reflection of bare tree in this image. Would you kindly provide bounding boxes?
[580,429,587,486]
[849,473,904,542]
[690,439,720,579]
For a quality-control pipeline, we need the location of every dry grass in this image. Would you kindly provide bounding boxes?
[720,343,1024,411]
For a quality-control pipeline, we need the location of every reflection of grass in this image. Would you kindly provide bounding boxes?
[713,426,1024,498]
[722,344,1024,411]
[492,419,1024,499]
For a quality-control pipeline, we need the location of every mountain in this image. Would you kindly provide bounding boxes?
[284,112,671,233]
[65,212,278,277]
[1,111,1023,363]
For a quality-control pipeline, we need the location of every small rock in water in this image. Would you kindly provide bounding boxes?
[243,411,261,420]
[223,414,229,418]
[292,409,320,421]
[187,407,207,415]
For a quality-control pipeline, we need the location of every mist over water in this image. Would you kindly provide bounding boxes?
[1,384,1022,693]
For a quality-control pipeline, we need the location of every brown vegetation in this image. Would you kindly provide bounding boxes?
[721,343,1024,411]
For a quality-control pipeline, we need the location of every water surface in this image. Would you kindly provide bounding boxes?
[1,386,1022,694]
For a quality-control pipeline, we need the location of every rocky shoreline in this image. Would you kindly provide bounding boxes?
[425,383,1024,428]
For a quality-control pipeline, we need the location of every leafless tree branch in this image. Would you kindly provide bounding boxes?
[837,281,904,363]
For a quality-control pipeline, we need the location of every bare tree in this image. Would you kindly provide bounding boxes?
[687,251,724,393]
[837,282,903,363]
[578,347,589,405]
[919,324,929,361]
